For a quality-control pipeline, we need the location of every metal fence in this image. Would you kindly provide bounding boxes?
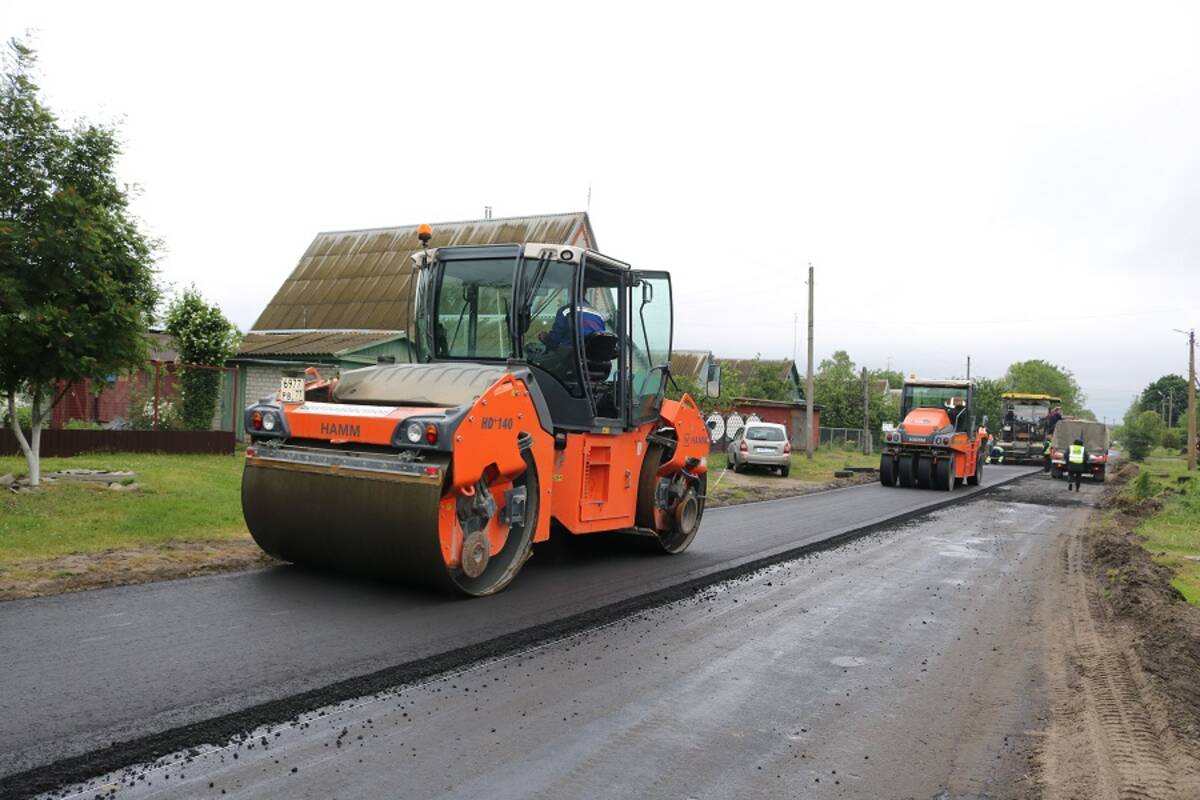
[818,427,879,453]
[0,428,235,457]
[49,364,239,433]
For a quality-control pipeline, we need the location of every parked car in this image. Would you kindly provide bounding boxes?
[727,422,792,477]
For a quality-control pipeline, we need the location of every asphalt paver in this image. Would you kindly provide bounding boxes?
[50,475,1077,799]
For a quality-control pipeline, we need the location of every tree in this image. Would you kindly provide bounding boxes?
[813,350,860,428]
[1004,359,1086,414]
[1122,406,1163,462]
[972,376,1005,432]
[0,39,159,485]
[164,287,239,430]
[741,358,793,402]
[1138,374,1189,428]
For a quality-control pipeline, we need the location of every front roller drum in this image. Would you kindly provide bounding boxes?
[242,451,539,596]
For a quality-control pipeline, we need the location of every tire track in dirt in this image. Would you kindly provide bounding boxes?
[1038,508,1190,800]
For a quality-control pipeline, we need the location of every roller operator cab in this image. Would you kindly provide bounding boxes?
[241,235,718,596]
[879,379,989,490]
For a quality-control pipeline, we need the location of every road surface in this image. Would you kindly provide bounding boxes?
[0,465,1036,795]
[48,474,1086,799]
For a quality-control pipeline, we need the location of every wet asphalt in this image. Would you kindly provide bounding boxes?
[0,465,1036,793]
[47,474,1091,800]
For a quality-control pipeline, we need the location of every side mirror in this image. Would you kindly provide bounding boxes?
[705,364,722,399]
[641,280,654,304]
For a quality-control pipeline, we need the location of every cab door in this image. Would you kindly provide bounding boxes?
[627,271,673,426]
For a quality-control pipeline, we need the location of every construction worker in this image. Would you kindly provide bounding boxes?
[1042,440,1053,472]
[1066,436,1088,491]
[1044,406,1063,437]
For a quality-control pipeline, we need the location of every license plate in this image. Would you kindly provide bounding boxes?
[279,377,305,403]
[754,447,773,453]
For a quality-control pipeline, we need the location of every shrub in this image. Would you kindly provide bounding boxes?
[1123,410,1163,462]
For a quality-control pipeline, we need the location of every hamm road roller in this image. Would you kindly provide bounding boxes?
[242,229,718,595]
[879,378,988,490]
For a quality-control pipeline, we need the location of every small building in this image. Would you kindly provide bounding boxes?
[733,397,822,451]
[231,211,597,435]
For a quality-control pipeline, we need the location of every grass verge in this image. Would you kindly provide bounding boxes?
[1123,455,1200,605]
[0,453,248,564]
[707,447,877,479]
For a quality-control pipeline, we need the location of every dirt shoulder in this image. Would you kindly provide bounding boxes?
[0,537,275,602]
[1034,464,1200,799]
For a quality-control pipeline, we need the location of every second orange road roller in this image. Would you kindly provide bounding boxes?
[241,227,718,595]
[879,378,989,490]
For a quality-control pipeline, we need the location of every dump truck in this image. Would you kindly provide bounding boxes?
[879,378,988,490]
[241,230,717,595]
[995,392,1060,465]
[1049,418,1111,482]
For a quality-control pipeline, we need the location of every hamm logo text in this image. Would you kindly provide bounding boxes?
[320,422,361,438]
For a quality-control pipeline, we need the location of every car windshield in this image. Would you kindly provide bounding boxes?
[745,426,784,441]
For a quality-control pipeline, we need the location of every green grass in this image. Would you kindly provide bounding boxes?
[1126,456,1200,604]
[708,446,878,480]
[0,453,247,563]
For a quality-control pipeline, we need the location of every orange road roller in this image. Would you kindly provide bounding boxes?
[879,378,989,490]
[242,230,719,595]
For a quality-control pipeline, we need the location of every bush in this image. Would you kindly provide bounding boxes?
[1131,470,1155,499]
[1123,410,1163,462]
[1,402,33,432]
[1161,427,1183,451]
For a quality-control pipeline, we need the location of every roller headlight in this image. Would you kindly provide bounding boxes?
[405,421,424,444]
[262,412,277,432]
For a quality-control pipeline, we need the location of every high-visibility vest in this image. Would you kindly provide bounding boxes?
[1043,441,1052,455]
[1069,444,1085,465]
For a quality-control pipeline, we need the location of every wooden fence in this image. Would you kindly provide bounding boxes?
[0,429,236,458]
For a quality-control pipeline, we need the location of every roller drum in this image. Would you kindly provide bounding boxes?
[242,456,454,592]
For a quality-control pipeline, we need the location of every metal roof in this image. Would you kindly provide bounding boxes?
[669,350,711,381]
[236,331,405,357]
[251,212,596,332]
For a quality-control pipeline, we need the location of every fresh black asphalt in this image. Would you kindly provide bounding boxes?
[0,465,1036,797]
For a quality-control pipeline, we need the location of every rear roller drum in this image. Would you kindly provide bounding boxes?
[637,443,705,554]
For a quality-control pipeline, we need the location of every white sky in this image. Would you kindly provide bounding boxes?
[3,0,1198,422]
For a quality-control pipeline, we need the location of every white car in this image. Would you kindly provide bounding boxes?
[726,422,792,477]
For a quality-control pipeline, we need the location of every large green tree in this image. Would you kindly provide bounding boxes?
[812,352,901,430]
[1138,374,1189,428]
[0,39,159,485]
[164,287,239,430]
[972,376,1005,433]
[1004,359,1086,414]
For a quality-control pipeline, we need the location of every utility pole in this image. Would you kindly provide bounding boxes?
[1177,328,1197,471]
[1190,329,1196,471]
[806,264,815,461]
[966,355,971,381]
[862,366,871,455]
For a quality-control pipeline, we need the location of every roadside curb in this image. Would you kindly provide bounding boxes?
[0,468,1038,800]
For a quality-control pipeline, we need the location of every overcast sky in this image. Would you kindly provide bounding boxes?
[3,1,1198,421]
